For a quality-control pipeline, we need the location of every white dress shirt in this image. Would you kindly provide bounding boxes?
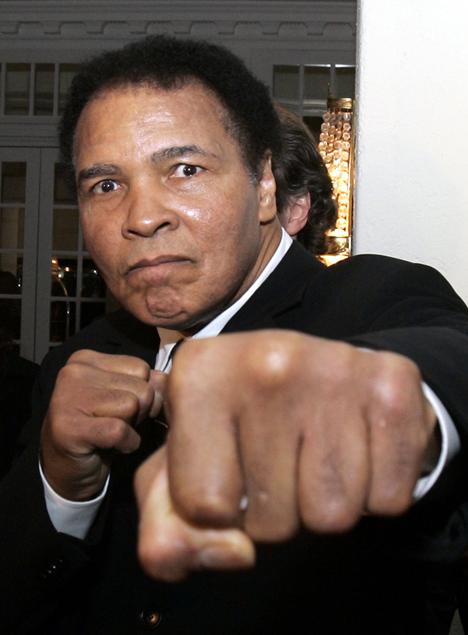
[42,230,460,538]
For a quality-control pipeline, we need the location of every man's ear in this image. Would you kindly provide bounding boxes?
[281,193,310,238]
[257,154,277,223]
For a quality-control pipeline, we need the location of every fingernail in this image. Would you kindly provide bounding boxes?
[197,543,254,571]
[198,546,232,569]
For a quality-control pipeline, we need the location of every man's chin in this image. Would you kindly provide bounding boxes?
[122,298,194,331]
[118,292,221,333]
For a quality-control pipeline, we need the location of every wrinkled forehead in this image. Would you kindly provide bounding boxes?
[76,78,236,146]
[73,78,245,171]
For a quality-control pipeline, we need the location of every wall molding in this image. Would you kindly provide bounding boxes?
[0,1,356,147]
[0,1,356,46]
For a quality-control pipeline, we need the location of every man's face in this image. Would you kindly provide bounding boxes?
[74,83,280,331]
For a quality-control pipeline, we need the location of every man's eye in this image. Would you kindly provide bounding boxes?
[91,179,120,194]
[173,164,204,178]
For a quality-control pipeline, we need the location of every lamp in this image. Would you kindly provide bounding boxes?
[318,97,354,265]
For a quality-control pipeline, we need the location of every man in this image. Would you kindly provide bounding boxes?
[1,35,468,634]
[274,103,338,256]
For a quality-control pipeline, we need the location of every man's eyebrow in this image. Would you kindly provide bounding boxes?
[151,145,216,163]
[77,164,121,185]
[76,146,216,185]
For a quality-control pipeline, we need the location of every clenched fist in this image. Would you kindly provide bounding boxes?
[41,349,166,501]
[135,330,438,580]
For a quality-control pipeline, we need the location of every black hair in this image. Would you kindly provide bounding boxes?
[273,105,337,256]
[59,34,281,184]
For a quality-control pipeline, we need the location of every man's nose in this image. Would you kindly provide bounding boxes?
[122,184,179,238]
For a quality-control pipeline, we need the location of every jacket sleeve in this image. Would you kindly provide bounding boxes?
[339,257,468,559]
[0,347,110,632]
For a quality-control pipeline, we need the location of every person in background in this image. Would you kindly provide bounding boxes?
[1,34,468,635]
[0,271,39,478]
[0,328,39,479]
[274,103,337,256]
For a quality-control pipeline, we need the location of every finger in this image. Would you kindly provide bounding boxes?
[50,402,142,455]
[135,449,255,582]
[298,406,369,533]
[48,386,143,457]
[85,416,141,454]
[56,362,157,423]
[148,370,168,419]
[68,349,152,380]
[365,362,434,515]
[166,364,244,527]
[167,407,243,528]
[95,372,159,423]
[239,406,299,542]
[366,402,431,515]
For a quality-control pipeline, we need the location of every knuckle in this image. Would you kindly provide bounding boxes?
[168,344,202,390]
[179,490,238,527]
[173,338,205,367]
[374,372,401,409]
[126,357,151,380]
[246,516,298,543]
[370,484,413,516]
[372,354,421,407]
[95,418,127,446]
[246,334,301,390]
[372,377,407,421]
[67,349,93,364]
[116,390,140,417]
[55,360,85,387]
[300,453,363,533]
[301,497,361,534]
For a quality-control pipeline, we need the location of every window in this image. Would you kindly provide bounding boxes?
[0,149,107,363]
[1,63,80,117]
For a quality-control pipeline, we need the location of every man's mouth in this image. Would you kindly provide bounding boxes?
[127,255,191,274]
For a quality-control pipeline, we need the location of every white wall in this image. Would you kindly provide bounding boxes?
[354,0,468,302]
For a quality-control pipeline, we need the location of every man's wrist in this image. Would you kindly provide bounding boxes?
[413,382,460,500]
[39,460,110,539]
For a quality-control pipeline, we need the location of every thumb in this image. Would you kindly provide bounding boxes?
[147,370,168,419]
[135,447,255,582]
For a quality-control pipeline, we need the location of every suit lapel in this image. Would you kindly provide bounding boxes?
[223,241,324,333]
[104,310,159,365]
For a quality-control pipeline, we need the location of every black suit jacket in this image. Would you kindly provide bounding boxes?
[0,350,39,479]
[2,243,468,634]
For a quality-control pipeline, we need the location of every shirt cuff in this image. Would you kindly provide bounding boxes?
[412,382,461,500]
[39,460,109,540]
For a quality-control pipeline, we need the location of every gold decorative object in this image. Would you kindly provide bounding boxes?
[318,97,354,265]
